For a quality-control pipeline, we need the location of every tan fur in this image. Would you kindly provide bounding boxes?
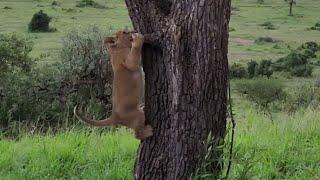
[74,31,153,140]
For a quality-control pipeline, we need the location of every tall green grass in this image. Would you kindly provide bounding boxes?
[229,106,320,179]
[0,129,138,179]
[1,108,319,179]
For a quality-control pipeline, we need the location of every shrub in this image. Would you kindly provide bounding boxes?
[235,78,286,117]
[28,10,53,32]
[256,60,273,78]
[290,65,313,77]
[247,61,258,78]
[59,26,113,115]
[310,22,320,31]
[3,6,12,9]
[229,27,236,32]
[51,1,60,6]
[230,63,247,79]
[0,33,33,74]
[299,41,320,54]
[315,77,320,88]
[76,0,106,9]
[285,83,320,112]
[272,42,319,77]
[254,36,275,43]
[0,27,113,136]
[62,8,78,13]
[260,21,277,30]
[231,6,239,11]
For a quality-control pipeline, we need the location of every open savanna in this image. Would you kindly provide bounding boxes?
[0,0,319,179]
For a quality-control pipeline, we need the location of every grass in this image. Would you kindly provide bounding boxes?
[0,0,131,57]
[229,99,320,179]
[0,129,139,179]
[1,100,319,179]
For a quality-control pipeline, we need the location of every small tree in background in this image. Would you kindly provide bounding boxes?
[235,78,286,121]
[28,10,53,32]
[284,0,296,16]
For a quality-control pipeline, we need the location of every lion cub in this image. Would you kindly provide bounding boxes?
[74,31,153,140]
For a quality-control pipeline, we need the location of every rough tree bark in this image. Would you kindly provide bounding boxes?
[124,0,231,179]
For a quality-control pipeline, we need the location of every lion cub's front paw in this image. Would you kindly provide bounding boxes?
[131,33,144,48]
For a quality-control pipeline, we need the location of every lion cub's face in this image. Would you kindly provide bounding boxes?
[104,31,133,50]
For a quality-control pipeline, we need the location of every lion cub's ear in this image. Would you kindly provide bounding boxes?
[104,37,116,49]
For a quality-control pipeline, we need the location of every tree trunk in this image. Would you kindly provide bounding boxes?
[125,1,231,179]
[289,1,293,16]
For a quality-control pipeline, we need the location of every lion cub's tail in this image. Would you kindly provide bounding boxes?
[73,106,117,127]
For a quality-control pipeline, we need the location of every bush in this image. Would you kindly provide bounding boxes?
[260,21,277,30]
[0,33,33,74]
[310,22,320,31]
[254,36,275,43]
[230,63,247,79]
[28,10,53,32]
[247,60,258,78]
[3,6,12,9]
[235,78,286,116]
[0,27,113,136]
[290,65,313,77]
[256,60,273,78]
[76,0,106,9]
[299,41,320,54]
[247,60,273,78]
[285,83,320,112]
[51,1,60,6]
[272,42,319,77]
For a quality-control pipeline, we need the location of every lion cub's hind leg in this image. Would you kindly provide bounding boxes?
[135,125,153,140]
[118,109,153,140]
[130,109,153,140]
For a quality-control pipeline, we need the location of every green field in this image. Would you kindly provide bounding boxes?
[1,0,320,179]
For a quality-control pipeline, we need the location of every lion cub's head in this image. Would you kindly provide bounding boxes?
[104,31,134,50]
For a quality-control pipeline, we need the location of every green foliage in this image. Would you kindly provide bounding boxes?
[28,10,53,32]
[191,134,225,180]
[246,60,273,78]
[247,61,258,78]
[0,27,112,136]
[273,42,319,77]
[285,83,320,112]
[256,60,273,78]
[51,1,60,6]
[230,63,247,79]
[310,22,320,31]
[60,26,112,104]
[235,78,286,115]
[290,65,313,77]
[76,0,106,9]
[3,6,12,10]
[254,36,275,44]
[0,33,33,74]
[260,21,277,30]
[257,0,264,4]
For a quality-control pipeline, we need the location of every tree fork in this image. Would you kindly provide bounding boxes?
[125,1,231,179]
